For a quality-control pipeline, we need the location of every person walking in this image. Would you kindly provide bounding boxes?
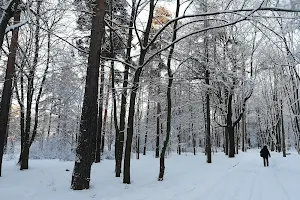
[260,145,271,167]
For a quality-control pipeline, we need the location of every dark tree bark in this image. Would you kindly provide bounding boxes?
[227,90,252,157]
[123,66,143,184]
[158,0,179,181]
[0,1,20,54]
[227,91,236,157]
[225,127,229,155]
[71,0,105,190]
[20,0,41,170]
[236,122,239,155]
[0,11,21,176]
[155,102,161,158]
[241,114,246,151]
[123,0,155,184]
[193,131,196,155]
[136,134,140,159]
[202,0,211,164]
[178,132,181,155]
[29,30,51,148]
[158,78,173,181]
[205,75,211,162]
[116,0,136,177]
[109,0,121,170]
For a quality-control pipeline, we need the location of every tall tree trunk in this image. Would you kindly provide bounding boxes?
[136,90,142,160]
[158,0,179,180]
[71,0,105,190]
[111,58,120,160]
[15,66,25,163]
[20,1,41,170]
[227,86,251,157]
[281,99,286,157]
[108,108,113,151]
[47,103,53,139]
[109,0,121,169]
[203,0,211,164]
[143,95,150,155]
[236,122,239,155]
[241,56,247,152]
[158,77,173,181]
[116,0,136,177]
[225,127,229,155]
[227,93,235,158]
[155,102,161,158]
[123,66,143,184]
[0,11,20,176]
[242,113,245,151]
[205,75,211,162]
[136,134,140,159]
[178,129,181,155]
[29,30,51,148]
[123,0,155,184]
[101,83,110,152]
[95,62,105,163]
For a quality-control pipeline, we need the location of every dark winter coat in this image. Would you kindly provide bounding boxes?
[260,146,271,158]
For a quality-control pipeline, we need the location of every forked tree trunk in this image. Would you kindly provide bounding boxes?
[29,30,51,148]
[20,1,41,170]
[123,0,155,184]
[115,0,136,177]
[71,0,105,190]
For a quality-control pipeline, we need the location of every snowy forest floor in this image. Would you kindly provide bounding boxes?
[1,149,300,200]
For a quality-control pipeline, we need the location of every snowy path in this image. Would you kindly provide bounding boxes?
[1,150,300,200]
[193,152,296,200]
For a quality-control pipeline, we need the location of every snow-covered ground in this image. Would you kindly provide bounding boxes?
[1,149,299,200]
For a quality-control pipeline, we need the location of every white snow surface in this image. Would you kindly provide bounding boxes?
[1,149,300,200]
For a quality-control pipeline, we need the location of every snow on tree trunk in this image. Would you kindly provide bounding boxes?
[123,0,155,184]
[71,0,105,190]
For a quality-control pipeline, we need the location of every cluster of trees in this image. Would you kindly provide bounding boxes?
[0,0,299,191]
